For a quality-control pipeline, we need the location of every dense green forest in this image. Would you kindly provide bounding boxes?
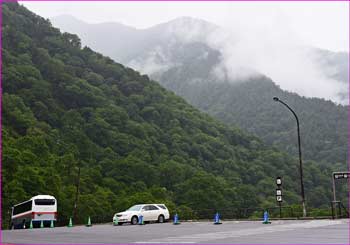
[154,43,348,167]
[1,2,345,228]
[50,15,348,167]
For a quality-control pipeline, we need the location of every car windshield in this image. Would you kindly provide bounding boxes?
[127,205,142,211]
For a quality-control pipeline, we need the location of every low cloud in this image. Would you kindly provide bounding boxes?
[127,46,174,75]
[128,16,348,104]
[205,20,348,104]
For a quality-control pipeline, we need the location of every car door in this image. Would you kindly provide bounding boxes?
[147,205,160,221]
[141,205,152,221]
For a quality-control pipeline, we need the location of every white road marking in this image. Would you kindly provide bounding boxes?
[135,220,344,244]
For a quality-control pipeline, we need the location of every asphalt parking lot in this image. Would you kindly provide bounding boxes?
[2,219,349,244]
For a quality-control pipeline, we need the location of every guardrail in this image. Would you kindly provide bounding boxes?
[56,214,112,227]
[35,204,350,228]
[172,206,331,221]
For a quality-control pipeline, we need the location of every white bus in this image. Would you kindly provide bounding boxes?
[10,195,57,229]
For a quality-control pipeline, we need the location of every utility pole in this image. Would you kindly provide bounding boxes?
[73,165,81,223]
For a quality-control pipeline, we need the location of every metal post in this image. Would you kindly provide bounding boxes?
[73,166,81,223]
[296,118,307,218]
[273,97,306,217]
[332,173,337,202]
[332,172,337,218]
[279,202,282,218]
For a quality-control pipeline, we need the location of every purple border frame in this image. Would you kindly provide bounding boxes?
[0,1,3,244]
[6,0,350,1]
[0,1,349,245]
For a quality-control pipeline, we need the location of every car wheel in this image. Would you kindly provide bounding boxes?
[131,216,138,225]
[118,222,123,226]
[158,215,165,223]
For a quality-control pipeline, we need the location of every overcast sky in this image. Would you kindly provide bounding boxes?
[21,1,348,53]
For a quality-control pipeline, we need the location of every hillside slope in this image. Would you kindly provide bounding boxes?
[2,3,342,228]
[155,51,348,166]
[51,16,348,166]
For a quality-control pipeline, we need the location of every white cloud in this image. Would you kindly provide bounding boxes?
[21,1,349,52]
[21,1,349,104]
[127,46,173,75]
[206,23,348,104]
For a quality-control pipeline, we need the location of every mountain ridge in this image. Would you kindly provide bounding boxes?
[50,14,348,166]
[51,15,348,82]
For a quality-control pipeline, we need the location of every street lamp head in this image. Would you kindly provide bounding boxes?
[273,97,279,102]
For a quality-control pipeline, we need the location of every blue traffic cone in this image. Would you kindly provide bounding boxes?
[173,213,181,225]
[138,215,145,225]
[262,210,271,224]
[214,212,222,225]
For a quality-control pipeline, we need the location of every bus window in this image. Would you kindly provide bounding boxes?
[34,199,55,205]
[13,200,32,215]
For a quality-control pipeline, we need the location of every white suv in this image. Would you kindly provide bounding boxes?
[113,204,170,225]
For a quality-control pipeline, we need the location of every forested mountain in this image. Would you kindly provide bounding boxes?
[2,3,345,228]
[51,15,348,167]
[51,15,217,68]
[155,47,348,166]
[52,14,348,87]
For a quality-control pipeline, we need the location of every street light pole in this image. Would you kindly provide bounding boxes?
[273,97,307,217]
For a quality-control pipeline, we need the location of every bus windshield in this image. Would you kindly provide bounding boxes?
[34,199,55,205]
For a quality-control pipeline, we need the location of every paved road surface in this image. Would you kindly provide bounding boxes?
[2,219,349,244]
